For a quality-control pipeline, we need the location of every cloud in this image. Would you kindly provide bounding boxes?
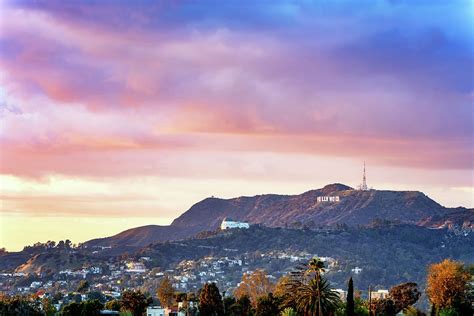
[0,0,472,180]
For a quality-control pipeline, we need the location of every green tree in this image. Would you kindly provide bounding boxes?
[81,299,103,315]
[404,306,426,316]
[223,296,235,316]
[104,299,121,311]
[280,307,297,316]
[438,308,459,316]
[120,290,152,316]
[255,293,280,316]
[0,295,42,316]
[284,259,341,316]
[229,295,253,316]
[199,283,224,316]
[347,277,354,316]
[61,301,82,316]
[156,276,175,308]
[295,277,341,316]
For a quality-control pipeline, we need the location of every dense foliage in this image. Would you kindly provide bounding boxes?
[199,282,224,316]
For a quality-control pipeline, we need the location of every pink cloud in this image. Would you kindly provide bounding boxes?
[0,5,472,181]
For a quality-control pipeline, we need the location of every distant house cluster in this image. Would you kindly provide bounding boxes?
[220,218,250,230]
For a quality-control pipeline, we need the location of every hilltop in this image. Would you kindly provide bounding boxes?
[84,184,473,249]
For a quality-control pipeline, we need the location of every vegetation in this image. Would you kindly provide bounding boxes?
[61,299,103,315]
[199,282,224,316]
[76,280,89,294]
[347,277,354,316]
[255,293,281,316]
[0,295,42,316]
[0,258,472,315]
[120,290,152,316]
[389,282,421,313]
[156,275,175,308]
[104,299,121,311]
[426,259,470,311]
[234,269,275,306]
[282,258,341,315]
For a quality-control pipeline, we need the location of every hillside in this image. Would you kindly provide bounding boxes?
[4,224,472,290]
[129,224,474,289]
[85,225,189,249]
[84,184,473,249]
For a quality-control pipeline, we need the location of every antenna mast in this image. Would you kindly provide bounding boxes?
[360,161,368,191]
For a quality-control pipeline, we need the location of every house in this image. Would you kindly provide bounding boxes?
[146,306,184,316]
[125,262,147,273]
[220,218,250,230]
[351,267,362,274]
[370,289,389,300]
[146,306,166,316]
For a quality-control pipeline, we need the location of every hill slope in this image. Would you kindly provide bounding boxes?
[84,184,473,249]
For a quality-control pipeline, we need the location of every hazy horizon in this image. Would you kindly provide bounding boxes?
[1,1,473,251]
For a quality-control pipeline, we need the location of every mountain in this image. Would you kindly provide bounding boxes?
[84,184,473,249]
[85,225,189,250]
[10,224,472,290]
[136,224,473,290]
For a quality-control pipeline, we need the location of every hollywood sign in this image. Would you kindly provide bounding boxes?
[317,196,340,202]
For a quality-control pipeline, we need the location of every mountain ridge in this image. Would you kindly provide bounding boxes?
[83,183,473,249]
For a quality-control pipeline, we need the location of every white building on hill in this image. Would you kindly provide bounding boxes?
[220,218,250,230]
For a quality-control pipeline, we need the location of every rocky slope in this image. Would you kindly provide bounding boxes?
[84,183,473,249]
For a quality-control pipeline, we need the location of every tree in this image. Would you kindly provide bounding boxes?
[81,299,103,315]
[347,277,354,316]
[307,258,326,278]
[229,295,253,316]
[234,270,275,306]
[88,291,106,303]
[388,282,420,313]
[223,296,236,316]
[274,276,290,299]
[284,259,341,316]
[426,259,470,311]
[61,300,103,316]
[255,293,280,316]
[280,307,297,316]
[41,298,56,316]
[404,306,426,316]
[76,280,90,293]
[372,298,397,316]
[295,277,341,316]
[156,276,175,308]
[121,290,152,316]
[0,295,42,316]
[199,283,224,316]
[104,299,121,311]
[61,301,82,316]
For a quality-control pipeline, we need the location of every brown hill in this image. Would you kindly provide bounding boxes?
[84,184,473,249]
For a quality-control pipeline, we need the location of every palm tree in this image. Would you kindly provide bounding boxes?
[307,258,325,278]
[283,259,341,316]
[295,278,341,316]
[307,257,326,315]
[280,307,297,316]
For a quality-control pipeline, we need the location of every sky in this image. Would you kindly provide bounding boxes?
[0,0,473,251]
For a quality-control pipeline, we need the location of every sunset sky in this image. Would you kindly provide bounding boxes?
[1,1,473,251]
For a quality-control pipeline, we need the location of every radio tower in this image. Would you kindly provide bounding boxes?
[360,161,368,191]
